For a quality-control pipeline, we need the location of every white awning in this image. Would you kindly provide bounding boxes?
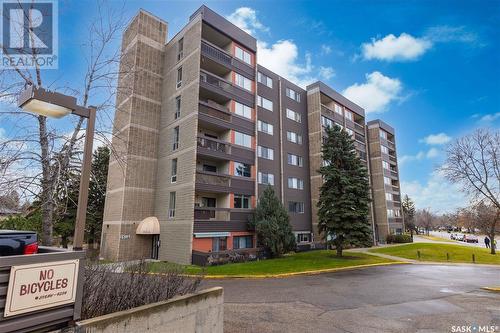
[193,232,230,238]
[136,216,160,235]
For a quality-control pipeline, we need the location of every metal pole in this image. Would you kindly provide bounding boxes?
[73,107,96,251]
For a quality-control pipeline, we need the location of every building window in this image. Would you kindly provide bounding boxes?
[297,233,311,243]
[201,197,216,208]
[288,201,304,213]
[258,172,274,185]
[258,120,273,135]
[345,110,353,121]
[177,38,184,61]
[257,96,273,111]
[172,126,179,150]
[286,87,301,102]
[385,193,393,201]
[384,176,391,185]
[381,145,389,154]
[234,162,251,177]
[171,158,178,183]
[380,130,388,140]
[287,153,303,167]
[235,101,252,119]
[287,131,302,144]
[257,146,274,160]
[233,235,253,249]
[382,161,390,170]
[286,108,301,123]
[334,104,342,114]
[212,237,227,252]
[321,115,334,128]
[175,96,181,119]
[203,164,217,173]
[257,72,273,88]
[234,194,250,209]
[235,73,252,91]
[288,177,304,190]
[234,131,252,148]
[176,67,182,88]
[168,192,176,218]
[235,46,251,65]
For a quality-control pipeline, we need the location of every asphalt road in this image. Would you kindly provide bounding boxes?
[203,264,500,333]
[428,231,493,248]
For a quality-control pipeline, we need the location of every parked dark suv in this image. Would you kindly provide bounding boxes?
[0,230,38,256]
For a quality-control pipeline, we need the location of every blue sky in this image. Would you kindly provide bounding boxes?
[3,0,499,212]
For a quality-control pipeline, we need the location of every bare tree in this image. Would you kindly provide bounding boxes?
[441,129,500,210]
[470,202,499,254]
[415,209,435,235]
[0,2,130,245]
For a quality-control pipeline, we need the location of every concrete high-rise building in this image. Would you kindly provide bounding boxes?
[100,6,403,264]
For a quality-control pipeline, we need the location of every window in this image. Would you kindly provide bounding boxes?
[297,233,311,243]
[234,162,251,177]
[380,130,388,140]
[177,38,184,61]
[387,209,401,218]
[235,73,252,91]
[286,108,301,123]
[168,192,176,218]
[287,153,303,167]
[203,164,217,173]
[381,145,389,154]
[258,172,274,185]
[334,104,342,114]
[176,67,182,88]
[286,87,300,102]
[385,193,393,201]
[175,96,181,119]
[382,161,390,170]
[288,177,304,190]
[345,110,353,121]
[234,102,252,119]
[171,158,178,183]
[321,115,334,128]
[287,131,302,144]
[233,235,253,249]
[257,96,273,111]
[258,146,274,160]
[172,126,179,150]
[257,72,273,88]
[235,46,251,65]
[384,176,391,185]
[234,194,250,209]
[288,201,304,213]
[202,197,216,208]
[258,120,273,135]
[212,237,227,252]
[234,131,252,148]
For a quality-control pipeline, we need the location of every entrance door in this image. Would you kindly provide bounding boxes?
[152,235,160,259]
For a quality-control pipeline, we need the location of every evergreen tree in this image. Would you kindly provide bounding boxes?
[401,195,416,238]
[317,125,372,256]
[252,186,296,257]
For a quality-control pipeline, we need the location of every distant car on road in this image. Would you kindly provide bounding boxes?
[464,235,479,243]
[451,233,466,241]
[0,230,38,256]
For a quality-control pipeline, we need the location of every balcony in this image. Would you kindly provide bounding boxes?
[197,136,255,165]
[383,168,399,179]
[321,104,344,124]
[195,170,255,195]
[388,217,404,225]
[193,208,254,233]
[201,40,254,79]
[354,122,365,134]
[198,100,254,134]
[200,70,254,107]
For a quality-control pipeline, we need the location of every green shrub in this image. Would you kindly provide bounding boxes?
[386,234,413,244]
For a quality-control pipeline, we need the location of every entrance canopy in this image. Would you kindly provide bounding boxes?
[136,216,160,235]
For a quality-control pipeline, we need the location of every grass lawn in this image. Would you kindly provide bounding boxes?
[147,250,395,276]
[370,243,499,265]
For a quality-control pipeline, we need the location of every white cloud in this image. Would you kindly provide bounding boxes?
[420,133,452,145]
[426,147,440,158]
[320,44,332,55]
[425,25,479,44]
[399,148,440,165]
[226,7,268,36]
[401,171,468,213]
[319,66,335,80]
[342,71,402,113]
[479,112,500,123]
[361,33,432,61]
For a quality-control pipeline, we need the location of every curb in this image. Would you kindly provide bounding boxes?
[481,287,500,293]
[187,261,410,279]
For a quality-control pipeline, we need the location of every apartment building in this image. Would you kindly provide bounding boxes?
[100,6,402,264]
[367,120,404,242]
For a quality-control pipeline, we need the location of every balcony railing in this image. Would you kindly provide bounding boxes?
[201,41,231,66]
[200,70,254,106]
[197,136,230,154]
[354,122,365,134]
[194,207,231,220]
[199,100,232,122]
[196,171,231,187]
[321,104,344,124]
[201,40,255,78]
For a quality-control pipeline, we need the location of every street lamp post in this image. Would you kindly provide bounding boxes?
[18,85,96,251]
